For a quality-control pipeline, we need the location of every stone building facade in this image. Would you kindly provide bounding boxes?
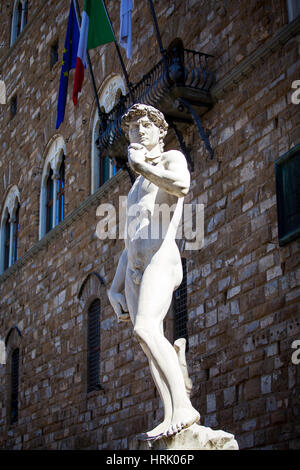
[0,0,299,450]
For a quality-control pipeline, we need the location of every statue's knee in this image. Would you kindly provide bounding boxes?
[133,324,150,343]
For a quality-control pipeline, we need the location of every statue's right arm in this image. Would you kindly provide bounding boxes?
[107,249,130,322]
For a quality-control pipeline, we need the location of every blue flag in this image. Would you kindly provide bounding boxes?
[120,0,133,60]
[56,0,80,129]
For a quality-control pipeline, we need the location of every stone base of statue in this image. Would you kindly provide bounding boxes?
[130,423,239,450]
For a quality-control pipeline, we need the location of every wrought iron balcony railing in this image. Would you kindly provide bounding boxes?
[96,45,214,164]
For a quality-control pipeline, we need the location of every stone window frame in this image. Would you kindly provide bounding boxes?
[10,0,28,47]
[0,185,20,274]
[5,326,22,426]
[78,272,106,395]
[39,135,66,240]
[87,299,101,393]
[91,74,126,194]
[275,143,300,246]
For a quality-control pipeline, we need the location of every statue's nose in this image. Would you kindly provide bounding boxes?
[138,124,145,134]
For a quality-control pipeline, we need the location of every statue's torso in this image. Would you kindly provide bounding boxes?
[126,172,181,271]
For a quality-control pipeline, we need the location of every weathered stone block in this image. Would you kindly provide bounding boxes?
[131,424,239,450]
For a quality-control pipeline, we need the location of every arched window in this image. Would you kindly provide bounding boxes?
[91,76,126,194]
[4,214,11,271]
[0,186,20,274]
[287,0,300,21]
[173,258,188,347]
[92,113,117,193]
[39,136,66,239]
[10,348,19,424]
[46,169,54,234]
[56,154,65,226]
[87,299,101,393]
[78,272,106,394]
[5,326,22,426]
[12,202,20,265]
[16,2,22,36]
[10,0,28,46]
[164,258,188,348]
[101,155,116,187]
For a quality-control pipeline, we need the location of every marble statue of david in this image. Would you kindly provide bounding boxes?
[108,103,200,439]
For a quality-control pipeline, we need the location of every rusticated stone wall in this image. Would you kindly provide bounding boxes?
[0,0,299,450]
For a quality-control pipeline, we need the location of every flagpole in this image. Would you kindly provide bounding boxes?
[147,0,166,59]
[86,51,103,120]
[102,0,135,103]
[147,0,168,70]
[74,0,103,121]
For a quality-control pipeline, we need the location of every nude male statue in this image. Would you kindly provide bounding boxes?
[108,103,200,439]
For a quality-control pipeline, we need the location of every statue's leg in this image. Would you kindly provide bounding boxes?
[133,254,200,437]
[138,339,173,439]
[174,338,193,398]
[125,267,172,438]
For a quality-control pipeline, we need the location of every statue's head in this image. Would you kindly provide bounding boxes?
[121,103,168,152]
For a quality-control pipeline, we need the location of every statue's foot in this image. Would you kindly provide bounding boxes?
[137,420,171,441]
[163,407,200,438]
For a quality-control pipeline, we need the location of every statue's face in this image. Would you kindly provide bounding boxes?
[128,116,161,152]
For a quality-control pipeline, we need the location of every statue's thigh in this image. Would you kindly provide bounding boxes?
[136,261,175,323]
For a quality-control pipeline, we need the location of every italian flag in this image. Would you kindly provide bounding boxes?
[73,0,115,105]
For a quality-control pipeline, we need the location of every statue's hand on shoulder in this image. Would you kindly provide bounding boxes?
[108,289,130,322]
[128,143,147,173]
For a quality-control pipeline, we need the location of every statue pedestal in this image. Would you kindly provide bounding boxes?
[130,424,239,450]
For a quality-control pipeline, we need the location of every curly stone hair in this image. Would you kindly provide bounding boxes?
[121,103,168,151]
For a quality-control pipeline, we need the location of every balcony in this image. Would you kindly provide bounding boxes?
[96,42,214,165]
